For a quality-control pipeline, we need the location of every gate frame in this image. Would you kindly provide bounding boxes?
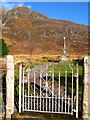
[19,62,79,118]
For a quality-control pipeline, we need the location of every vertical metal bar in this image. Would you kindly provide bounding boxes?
[37,94,38,111]
[65,70,67,113]
[28,69,30,110]
[52,67,54,112]
[58,69,60,112]
[30,96,31,110]
[68,96,70,113]
[31,94,32,110]
[40,70,42,111]
[19,64,22,113]
[61,95,63,112]
[76,64,79,118]
[46,65,48,111]
[34,70,36,110]
[49,97,50,112]
[72,67,74,115]
[25,93,26,110]
[69,64,74,115]
[55,96,57,112]
[23,67,25,111]
[43,97,44,111]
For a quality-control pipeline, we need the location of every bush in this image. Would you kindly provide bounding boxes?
[0,38,9,57]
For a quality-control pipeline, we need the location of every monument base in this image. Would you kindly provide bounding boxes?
[61,55,69,62]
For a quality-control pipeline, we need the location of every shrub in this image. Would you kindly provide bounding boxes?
[0,38,9,57]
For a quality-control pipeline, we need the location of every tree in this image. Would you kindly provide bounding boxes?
[0,38,9,57]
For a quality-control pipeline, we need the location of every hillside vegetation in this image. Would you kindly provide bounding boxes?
[0,6,88,58]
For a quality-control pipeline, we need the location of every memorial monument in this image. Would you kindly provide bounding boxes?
[61,37,69,61]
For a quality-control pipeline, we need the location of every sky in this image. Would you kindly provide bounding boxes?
[1,2,88,25]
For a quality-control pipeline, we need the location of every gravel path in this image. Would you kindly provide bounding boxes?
[25,62,64,97]
[28,63,54,82]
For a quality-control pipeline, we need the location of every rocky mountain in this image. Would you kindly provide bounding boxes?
[0,6,88,57]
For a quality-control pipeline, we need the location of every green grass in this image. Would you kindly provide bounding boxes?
[48,60,83,75]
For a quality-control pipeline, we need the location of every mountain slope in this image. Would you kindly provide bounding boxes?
[0,6,88,57]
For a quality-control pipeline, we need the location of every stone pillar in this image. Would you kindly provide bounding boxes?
[83,56,90,119]
[6,55,14,119]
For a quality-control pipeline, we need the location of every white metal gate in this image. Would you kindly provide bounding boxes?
[19,63,79,118]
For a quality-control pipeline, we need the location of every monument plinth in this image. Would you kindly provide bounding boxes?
[61,37,69,61]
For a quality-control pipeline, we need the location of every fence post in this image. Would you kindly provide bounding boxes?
[83,56,90,119]
[6,55,14,119]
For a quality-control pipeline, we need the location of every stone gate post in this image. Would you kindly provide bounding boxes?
[6,55,14,119]
[83,56,90,119]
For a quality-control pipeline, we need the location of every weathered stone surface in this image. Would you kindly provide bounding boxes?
[6,55,14,119]
[83,56,90,119]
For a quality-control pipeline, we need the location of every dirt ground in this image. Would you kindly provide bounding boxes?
[11,111,82,120]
